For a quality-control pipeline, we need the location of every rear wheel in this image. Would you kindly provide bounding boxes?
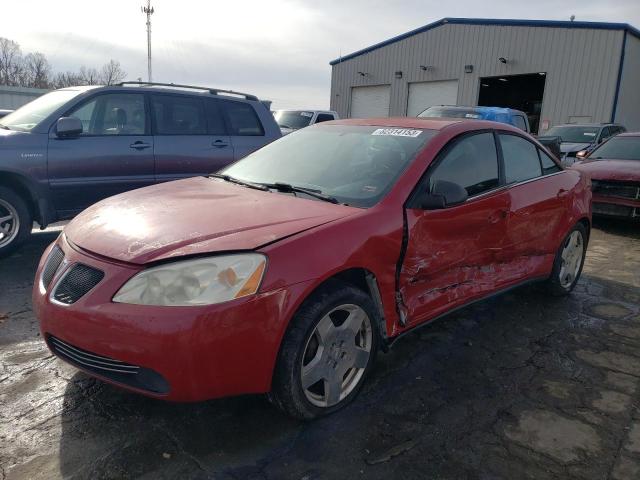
[0,187,32,258]
[270,281,379,419]
[546,223,587,296]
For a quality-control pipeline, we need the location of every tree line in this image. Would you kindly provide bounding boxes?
[0,37,127,89]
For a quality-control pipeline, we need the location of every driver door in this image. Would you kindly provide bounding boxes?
[399,131,511,326]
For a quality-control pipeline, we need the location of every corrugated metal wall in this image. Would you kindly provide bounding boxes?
[615,34,640,131]
[330,23,625,131]
[0,86,48,109]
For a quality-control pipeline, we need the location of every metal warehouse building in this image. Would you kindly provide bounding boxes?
[329,18,640,133]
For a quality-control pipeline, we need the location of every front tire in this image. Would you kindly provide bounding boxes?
[0,187,32,258]
[546,223,587,296]
[270,280,379,420]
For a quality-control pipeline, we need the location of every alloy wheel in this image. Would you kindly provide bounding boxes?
[300,304,373,408]
[559,230,584,288]
[0,198,20,249]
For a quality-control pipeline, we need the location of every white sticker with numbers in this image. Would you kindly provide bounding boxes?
[371,128,422,137]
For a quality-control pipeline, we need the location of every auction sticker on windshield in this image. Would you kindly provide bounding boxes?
[372,128,422,137]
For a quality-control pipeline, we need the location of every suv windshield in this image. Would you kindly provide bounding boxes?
[274,111,314,129]
[223,125,435,207]
[589,136,640,161]
[418,106,483,119]
[545,126,600,143]
[0,89,85,132]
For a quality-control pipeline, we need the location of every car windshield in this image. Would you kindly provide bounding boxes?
[589,136,640,161]
[222,125,435,208]
[418,106,483,119]
[0,89,84,132]
[274,111,314,129]
[545,126,600,143]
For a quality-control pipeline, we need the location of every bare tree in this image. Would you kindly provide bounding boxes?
[100,59,126,85]
[0,37,23,86]
[22,52,51,88]
[78,66,101,85]
[52,71,84,88]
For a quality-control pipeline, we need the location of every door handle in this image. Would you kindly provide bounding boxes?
[212,140,230,148]
[557,188,569,199]
[130,141,151,150]
[488,209,509,224]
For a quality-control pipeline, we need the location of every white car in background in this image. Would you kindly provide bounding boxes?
[273,110,339,135]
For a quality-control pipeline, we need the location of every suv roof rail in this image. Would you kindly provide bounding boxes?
[116,81,259,101]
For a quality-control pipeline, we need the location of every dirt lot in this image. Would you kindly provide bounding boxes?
[1,219,640,480]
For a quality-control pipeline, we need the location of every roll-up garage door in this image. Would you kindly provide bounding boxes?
[407,80,459,116]
[350,85,391,118]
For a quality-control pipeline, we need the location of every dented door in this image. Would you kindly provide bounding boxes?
[399,190,511,326]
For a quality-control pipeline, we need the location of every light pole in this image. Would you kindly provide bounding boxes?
[141,1,154,82]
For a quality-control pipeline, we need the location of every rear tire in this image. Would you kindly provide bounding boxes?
[269,280,379,420]
[546,223,587,296]
[0,187,32,258]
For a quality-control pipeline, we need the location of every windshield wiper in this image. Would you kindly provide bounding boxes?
[261,182,339,204]
[208,173,269,191]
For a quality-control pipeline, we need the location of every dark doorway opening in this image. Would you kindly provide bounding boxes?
[478,73,546,133]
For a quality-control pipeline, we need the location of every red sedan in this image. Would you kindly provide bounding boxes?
[571,132,640,219]
[33,118,591,419]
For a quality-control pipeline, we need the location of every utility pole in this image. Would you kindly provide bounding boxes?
[141,0,154,82]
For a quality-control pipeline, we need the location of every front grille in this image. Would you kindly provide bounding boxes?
[42,246,65,289]
[592,181,640,200]
[48,335,170,394]
[52,264,104,304]
[593,202,637,218]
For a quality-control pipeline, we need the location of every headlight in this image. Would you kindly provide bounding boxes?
[113,254,266,306]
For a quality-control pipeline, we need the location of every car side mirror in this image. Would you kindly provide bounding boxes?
[576,150,589,159]
[56,117,82,138]
[414,180,468,210]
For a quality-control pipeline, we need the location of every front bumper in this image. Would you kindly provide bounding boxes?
[33,236,312,401]
[591,181,640,219]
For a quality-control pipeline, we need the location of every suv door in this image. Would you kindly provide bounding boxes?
[47,92,154,217]
[399,131,511,325]
[218,99,267,160]
[152,94,234,182]
[497,132,569,277]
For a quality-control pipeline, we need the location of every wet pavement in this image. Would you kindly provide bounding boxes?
[1,219,640,480]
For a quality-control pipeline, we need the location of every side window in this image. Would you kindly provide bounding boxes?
[499,134,542,184]
[205,100,228,135]
[315,113,334,123]
[68,94,146,135]
[219,100,264,136]
[539,149,561,175]
[152,95,206,135]
[429,132,499,197]
[599,127,611,142]
[512,115,527,132]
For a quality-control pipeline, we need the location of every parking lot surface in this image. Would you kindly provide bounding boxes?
[1,220,640,480]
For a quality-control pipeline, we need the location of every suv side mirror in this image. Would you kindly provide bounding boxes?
[414,180,468,210]
[56,117,82,138]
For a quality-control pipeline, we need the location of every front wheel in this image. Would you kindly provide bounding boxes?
[0,187,32,258]
[546,223,587,296]
[270,281,379,419]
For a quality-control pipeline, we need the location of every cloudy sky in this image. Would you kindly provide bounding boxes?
[1,0,639,109]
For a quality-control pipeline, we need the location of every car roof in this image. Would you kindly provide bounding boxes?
[617,132,640,137]
[328,116,522,132]
[429,105,526,115]
[551,123,617,127]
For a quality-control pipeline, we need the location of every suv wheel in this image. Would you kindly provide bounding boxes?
[270,281,379,419]
[546,223,587,296]
[0,187,32,257]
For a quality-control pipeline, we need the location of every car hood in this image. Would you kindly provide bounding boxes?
[571,159,640,182]
[560,142,592,154]
[64,176,358,265]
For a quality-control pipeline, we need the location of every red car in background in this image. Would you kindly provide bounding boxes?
[571,132,640,220]
[33,118,591,419]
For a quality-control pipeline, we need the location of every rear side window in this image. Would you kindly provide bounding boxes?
[152,95,206,135]
[499,134,542,184]
[512,115,527,132]
[205,100,228,135]
[220,100,264,136]
[315,113,335,123]
[430,132,499,197]
[539,149,561,175]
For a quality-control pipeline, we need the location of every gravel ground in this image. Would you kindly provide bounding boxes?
[1,218,640,480]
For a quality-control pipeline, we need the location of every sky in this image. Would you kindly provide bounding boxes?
[1,0,639,110]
